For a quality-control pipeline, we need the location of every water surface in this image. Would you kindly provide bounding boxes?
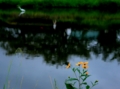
[0,9,120,89]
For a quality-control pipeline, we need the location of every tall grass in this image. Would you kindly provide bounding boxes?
[3,48,23,89]
[3,59,13,89]
[1,0,120,4]
[0,0,120,7]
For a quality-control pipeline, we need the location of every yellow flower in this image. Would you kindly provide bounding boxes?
[83,62,88,66]
[82,65,88,69]
[76,62,83,66]
[66,63,71,69]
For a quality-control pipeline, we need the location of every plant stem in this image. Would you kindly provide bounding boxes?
[73,68,81,89]
[20,76,24,89]
[79,66,81,89]
[49,76,54,89]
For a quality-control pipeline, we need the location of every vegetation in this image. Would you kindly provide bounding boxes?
[3,48,23,89]
[0,0,120,28]
[0,0,120,10]
[3,59,13,89]
[64,61,98,89]
[48,61,98,89]
[1,9,120,28]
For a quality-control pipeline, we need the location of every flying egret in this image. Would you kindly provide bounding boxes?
[53,20,56,30]
[18,6,25,12]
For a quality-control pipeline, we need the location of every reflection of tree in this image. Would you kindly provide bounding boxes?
[0,26,120,65]
[0,27,90,65]
[92,29,120,63]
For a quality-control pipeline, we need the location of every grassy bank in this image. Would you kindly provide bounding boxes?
[1,9,120,29]
[0,0,120,12]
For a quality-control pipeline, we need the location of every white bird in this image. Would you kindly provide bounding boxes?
[18,6,25,16]
[65,28,72,39]
[18,6,25,12]
[19,11,25,16]
[53,20,56,30]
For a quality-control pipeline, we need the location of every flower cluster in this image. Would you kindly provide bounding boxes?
[66,61,89,74]
[65,61,98,89]
[76,61,88,69]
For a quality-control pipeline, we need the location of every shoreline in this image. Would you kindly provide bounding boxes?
[0,0,120,12]
[1,10,120,28]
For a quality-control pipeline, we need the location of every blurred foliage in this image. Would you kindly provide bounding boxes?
[0,0,120,12]
[0,25,120,66]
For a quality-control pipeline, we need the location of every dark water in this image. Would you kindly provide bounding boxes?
[0,10,120,89]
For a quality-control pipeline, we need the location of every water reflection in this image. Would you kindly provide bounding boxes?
[65,28,72,39]
[0,26,120,65]
[19,11,25,16]
[53,20,56,30]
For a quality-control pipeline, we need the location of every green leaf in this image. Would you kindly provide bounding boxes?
[67,78,78,81]
[65,83,76,89]
[80,76,84,80]
[81,74,86,76]
[82,69,87,73]
[3,84,6,89]
[82,75,90,81]
[82,69,84,72]
[86,85,90,89]
[83,77,87,81]
[54,79,59,89]
[86,75,91,78]
[72,68,76,73]
[81,82,87,85]
[73,82,76,86]
[83,70,88,74]
[91,81,94,86]
[95,80,98,83]
[76,68,81,74]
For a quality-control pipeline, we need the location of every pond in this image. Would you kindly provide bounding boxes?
[0,8,120,89]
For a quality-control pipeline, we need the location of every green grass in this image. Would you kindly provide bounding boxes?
[0,0,120,9]
[3,48,24,89]
[0,0,120,5]
[3,59,13,89]
[1,9,120,29]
